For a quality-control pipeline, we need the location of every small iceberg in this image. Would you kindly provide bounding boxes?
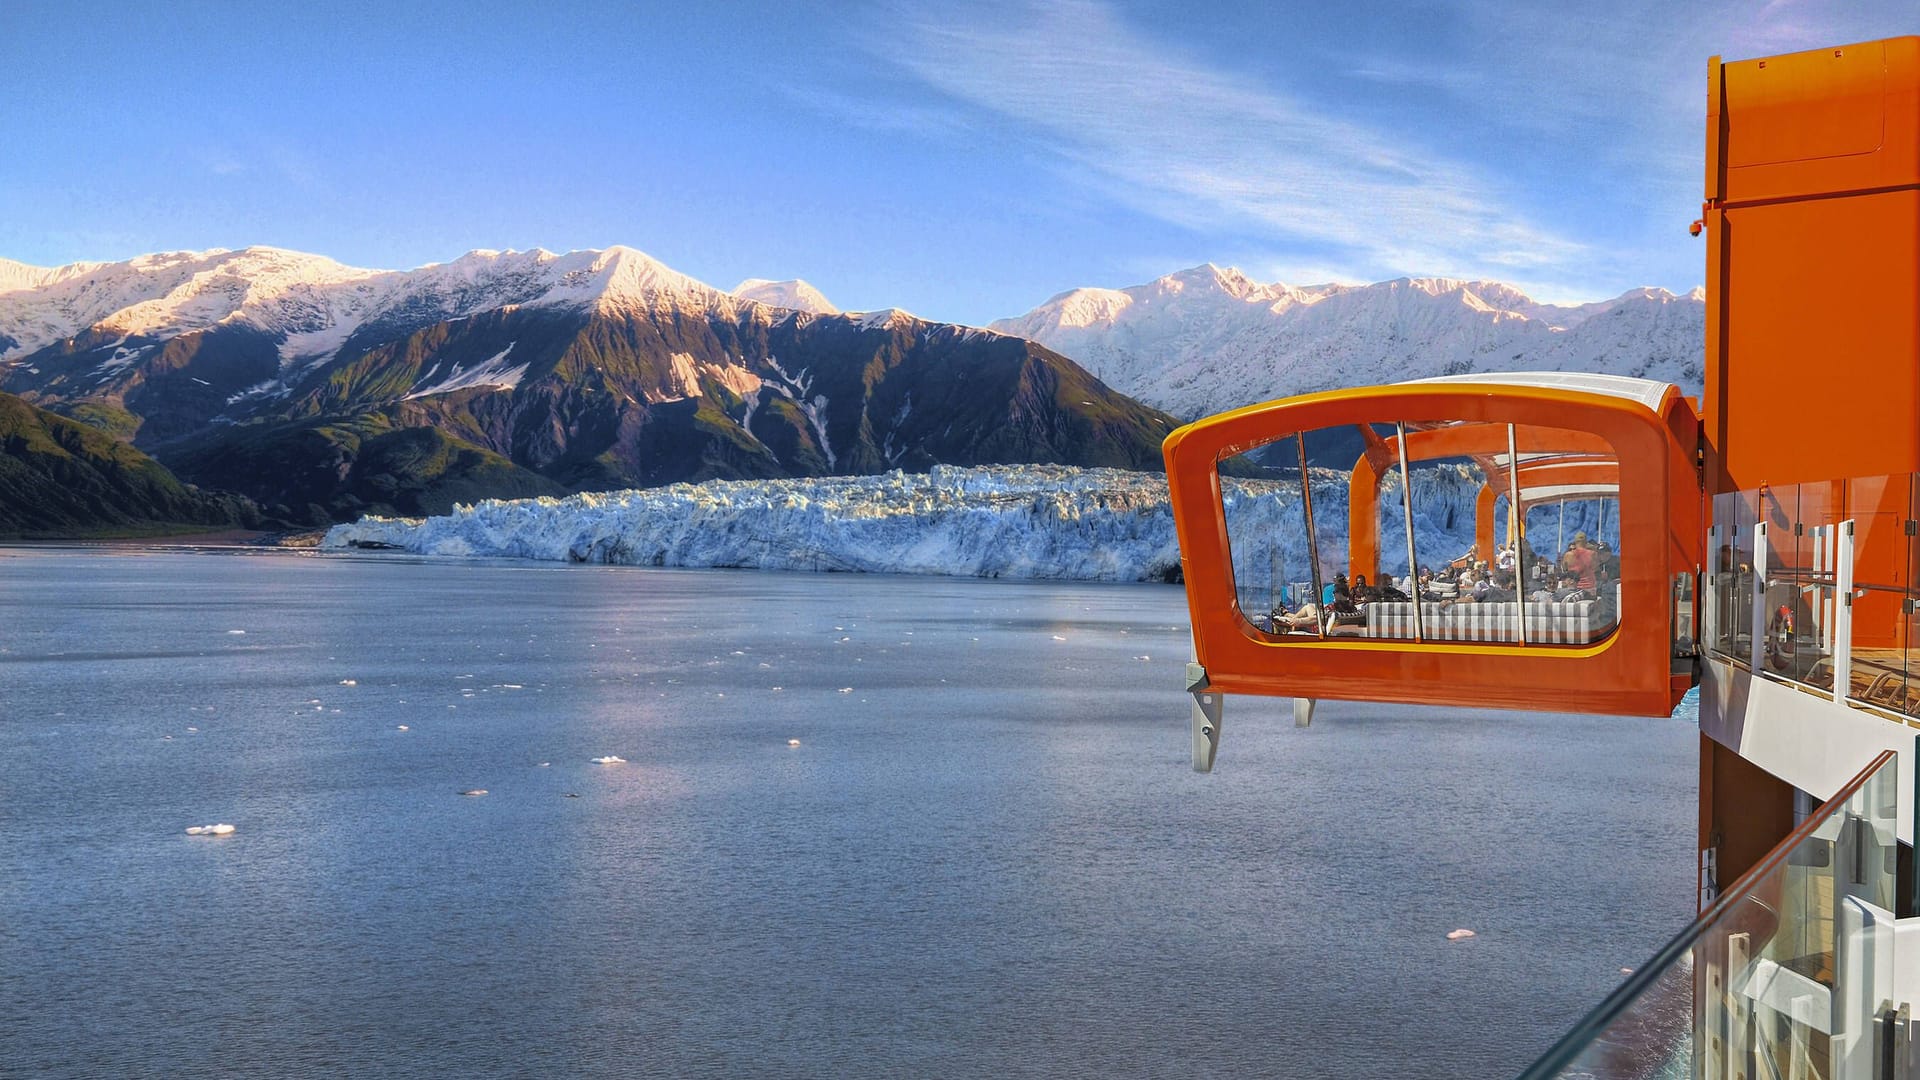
[339,679,357,687]
[590,756,626,765]
[396,725,409,731]
[459,789,488,796]
[185,823,236,836]
[1446,929,1476,941]
[787,738,802,747]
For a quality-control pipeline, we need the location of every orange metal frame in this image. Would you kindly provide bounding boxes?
[1345,421,1617,575]
[1165,382,1702,717]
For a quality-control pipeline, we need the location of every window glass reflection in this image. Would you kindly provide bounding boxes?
[1216,419,1624,646]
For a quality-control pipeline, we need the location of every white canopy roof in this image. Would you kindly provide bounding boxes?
[1402,372,1677,415]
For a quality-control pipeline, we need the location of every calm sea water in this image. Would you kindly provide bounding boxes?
[0,549,1697,1078]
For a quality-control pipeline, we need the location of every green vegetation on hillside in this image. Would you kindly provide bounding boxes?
[159,410,566,526]
[0,392,258,538]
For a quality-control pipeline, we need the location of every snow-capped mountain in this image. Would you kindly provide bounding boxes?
[0,245,1172,525]
[730,278,838,315]
[0,245,738,366]
[991,265,1706,419]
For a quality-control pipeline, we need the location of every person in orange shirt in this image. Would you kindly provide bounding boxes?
[1562,532,1598,590]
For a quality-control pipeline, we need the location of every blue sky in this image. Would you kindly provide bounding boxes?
[0,0,1910,324]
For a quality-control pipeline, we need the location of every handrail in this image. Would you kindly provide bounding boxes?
[1515,748,1898,1079]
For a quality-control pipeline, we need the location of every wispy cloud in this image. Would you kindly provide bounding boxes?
[869,0,1587,285]
[779,82,977,140]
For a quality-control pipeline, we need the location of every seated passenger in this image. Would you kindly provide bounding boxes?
[1588,573,1618,628]
[1271,600,1322,633]
[1329,573,1357,613]
[1482,569,1517,603]
[1593,540,1617,582]
[1351,574,1375,603]
[1553,572,1593,603]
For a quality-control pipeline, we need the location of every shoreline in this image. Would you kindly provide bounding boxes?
[0,527,327,548]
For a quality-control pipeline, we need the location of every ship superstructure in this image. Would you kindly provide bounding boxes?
[1165,37,1920,1078]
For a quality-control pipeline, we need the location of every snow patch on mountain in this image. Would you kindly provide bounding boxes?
[992,266,1706,419]
[731,278,839,315]
[404,343,528,399]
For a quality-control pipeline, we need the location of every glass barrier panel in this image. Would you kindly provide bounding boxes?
[1709,489,1759,662]
[1782,481,1837,687]
[1518,750,1899,1080]
[1216,434,1326,636]
[1906,473,1920,718]
[1846,474,1914,714]
[1756,484,1799,677]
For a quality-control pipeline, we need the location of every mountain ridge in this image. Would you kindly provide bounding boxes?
[991,265,1706,418]
[0,245,1177,525]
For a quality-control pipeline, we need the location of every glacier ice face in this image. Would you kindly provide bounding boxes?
[321,463,1625,587]
[323,465,1188,582]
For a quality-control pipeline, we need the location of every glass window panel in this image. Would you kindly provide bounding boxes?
[1710,489,1760,661]
[1216,434,1326,636]
[1845,475,1912,711]
[1214,419,1624,647]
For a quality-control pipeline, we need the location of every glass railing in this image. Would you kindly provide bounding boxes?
[1706,475,1920,718]
[1518,748,1900,1080]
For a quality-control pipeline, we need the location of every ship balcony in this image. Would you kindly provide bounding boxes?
[1164,373,1703,768]
[1705,475,1920,723]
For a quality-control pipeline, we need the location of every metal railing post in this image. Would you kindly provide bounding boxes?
[1508,423,1528,647]
[1753,519,1769,672]
[1394,422,1422,642]
[1834,520,1854,704]
[1296,433,1325,637]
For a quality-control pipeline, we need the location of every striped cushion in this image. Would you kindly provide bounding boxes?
[1362,600,1603,644]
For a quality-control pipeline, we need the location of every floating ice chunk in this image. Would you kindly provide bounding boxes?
[538,762,550,767]
[1051,635,1067,641]
[459,789,488,796]
[185,823,236,836]
[226,630,246,635]
[837,687,853,693]
[1446,929,1476,941]
[590,756,626,765]
[787,738,801,747]
[185,726,198,732]
[339,679,357,686]
[1133,655,1151,661]
[396,725,409,731]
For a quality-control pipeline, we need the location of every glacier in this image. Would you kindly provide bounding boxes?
[322,464,1623,589]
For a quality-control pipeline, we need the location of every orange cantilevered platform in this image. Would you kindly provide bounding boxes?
[1164,373,1702,768]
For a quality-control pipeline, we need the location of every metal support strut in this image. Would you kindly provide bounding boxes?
[1187,661,1222,772]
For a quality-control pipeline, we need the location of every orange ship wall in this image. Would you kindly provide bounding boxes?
[1704,37,1920,493]
[1707,38,1920,649]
